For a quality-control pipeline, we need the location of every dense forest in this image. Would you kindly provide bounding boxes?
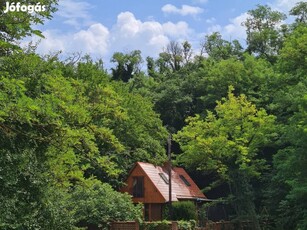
[0,1,306,229]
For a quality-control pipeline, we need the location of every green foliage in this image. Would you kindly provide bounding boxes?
[0,51,167,228]
[277,25,307,76]
[171,201,197,221]
[111,50,143,82]
[70,179,142,229]
[290,1,307,24]
[175,87,276,180]
[270,95,307,229]
[140,220,171,230]
[174,88,277,229]
[202,32,243,61]
[0,3,306,229]
[0,0,58,54]
[243,5,286,62]
[178,220,196,230]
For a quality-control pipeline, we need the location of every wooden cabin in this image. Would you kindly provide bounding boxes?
[120,162,207,221]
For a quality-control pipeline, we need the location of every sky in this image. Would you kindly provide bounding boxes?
[25,0,301,68]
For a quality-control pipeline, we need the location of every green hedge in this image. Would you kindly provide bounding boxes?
[139,220,196,230]
[140,220,171,230]
[172,201,197,221]
[178,220,196,230]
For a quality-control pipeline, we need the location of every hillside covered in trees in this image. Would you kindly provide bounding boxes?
[0,1,306,229]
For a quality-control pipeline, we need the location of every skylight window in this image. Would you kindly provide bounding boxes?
[159,173,169,184]
[179,175,191,186]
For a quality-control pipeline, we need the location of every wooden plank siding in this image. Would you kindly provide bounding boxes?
[120,163,166,204]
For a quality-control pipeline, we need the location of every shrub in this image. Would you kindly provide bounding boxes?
[140,220,171,230]
[172,201,197,221]
[69,179,142,229]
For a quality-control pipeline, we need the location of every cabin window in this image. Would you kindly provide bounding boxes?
[133,176,144,197]
[179,175,191,186]
[159,173,169,184]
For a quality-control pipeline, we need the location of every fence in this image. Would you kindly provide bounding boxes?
[110,221,178,230]
[110,221,139,230]
[110,221,253,230]
[197,221,253,230]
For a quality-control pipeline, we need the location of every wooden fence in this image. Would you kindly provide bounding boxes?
[110,221,139,230]
[110,221,178,230]
[110,221,253,230]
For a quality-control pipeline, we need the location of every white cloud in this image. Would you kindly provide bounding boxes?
[110,12,192,58]
[31,23,109,57]
[73,24,109,54]
[27,11,194,66]
[193,0,208,4]
[162,21,191,38]
[206,12,248,42]
[162,4,204,16]
[205,17,216,24]
[56,0,94,28]
[271,0,301,12]
[206,24,222,34]
[223,13,248,40]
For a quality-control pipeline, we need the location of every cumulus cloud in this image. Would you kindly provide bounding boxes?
[56,0,94,28]
[27,11,194,65]
[162,4,204,16]
[223,13,248,40]
[271,0,301,12]
[109,12,192,58]
[205,17,216,24]
[206,12,248,42]
[162,21,191,38]
[32,23,109,57]
[193,0,208,4]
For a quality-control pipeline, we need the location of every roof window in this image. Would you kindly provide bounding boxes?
[179,175,191,186]
[159,173,169,184]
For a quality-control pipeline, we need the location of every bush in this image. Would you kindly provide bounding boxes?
[140,220,171,230]
[69,179,142,229]
[178,220,196,230]
[171,201,197,221]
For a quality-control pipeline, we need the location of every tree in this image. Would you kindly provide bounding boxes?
[111,50,143,82]
[271,95,307,229]
[277,24,307,76]
[70,179,142,229]
[0,51,167,228]
[268,25,307,123]
[201,32,243,60]
[174,87,276,229]
[263,20,307,230]
[182,40,193,65]
[290,1,307,24]
[243,5,286,62]
[157,41,184,72]
[0,0,58,54]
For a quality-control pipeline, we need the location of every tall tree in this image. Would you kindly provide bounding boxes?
[201,32,243,60]
[157,41,184,72]
[174,87,276,229]
[290,1,307,24]
[243,5,286,62]
[111,50,142,82]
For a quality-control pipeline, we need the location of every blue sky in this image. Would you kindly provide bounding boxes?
[26,0,300,68]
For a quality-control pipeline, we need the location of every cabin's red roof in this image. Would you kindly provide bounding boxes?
[136,162,206,202]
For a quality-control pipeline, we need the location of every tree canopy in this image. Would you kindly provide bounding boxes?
[1,2,306,229]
